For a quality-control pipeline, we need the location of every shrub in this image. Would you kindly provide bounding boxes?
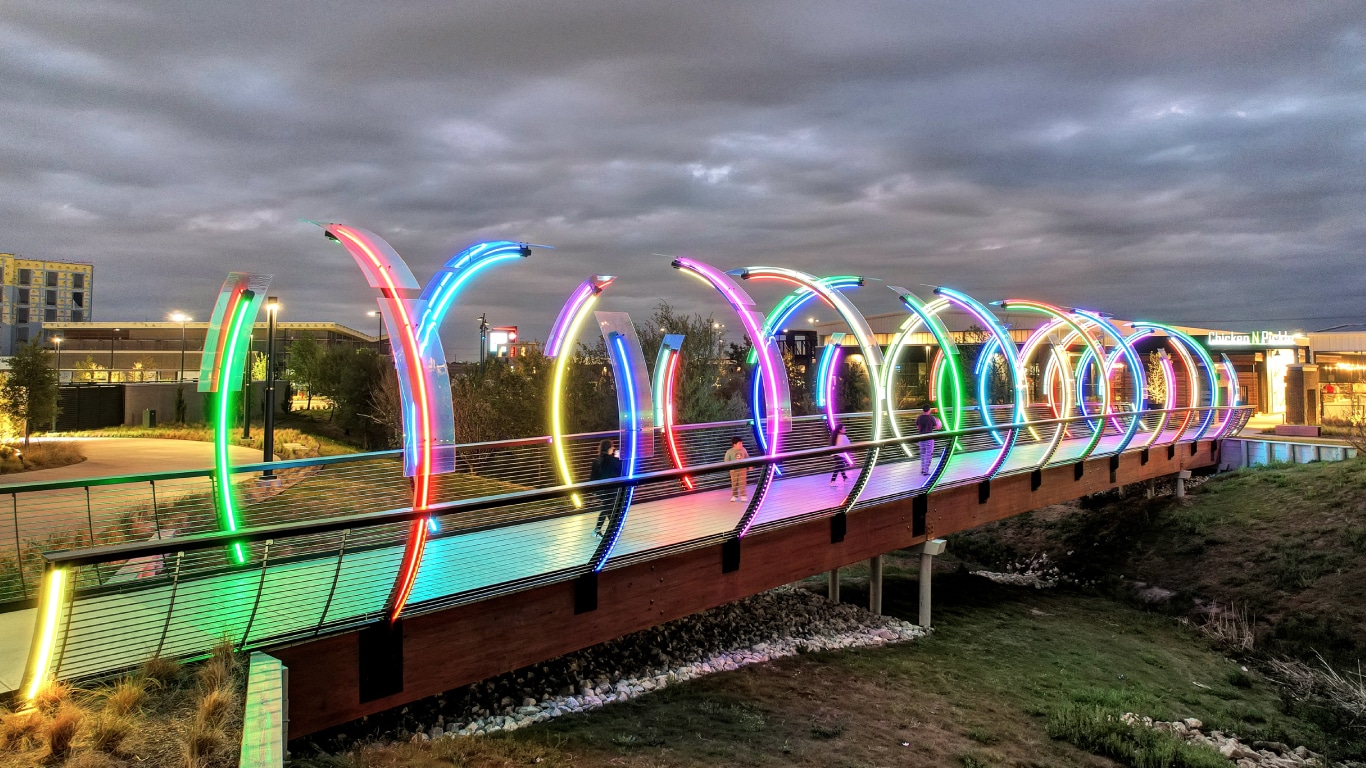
[44,702,84,761]
[1047,704,1229,768]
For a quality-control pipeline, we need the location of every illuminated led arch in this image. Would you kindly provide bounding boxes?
[996,300,1114,462]
[671,258,790,537]
[588,312,654,571]
[883,289,965,487]
[546,275,617,508]
[322,225,539,620]
[1130,322,1223,440]
[1008,317,1081,465]
[735,266,886,512]
[652,334,692,490]
[198,272,272,565]
[746,276,863,454]
[937,287,1026,478]
[1072,311,1147,453]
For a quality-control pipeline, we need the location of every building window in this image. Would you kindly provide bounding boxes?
[16,327,28,344]
[16,308,28,324]
[71,310,83,322]
[73,292,84,307]
[45,290,57,306]
[17,288,28,305]
[72,273,85,289]
[46,271,58,287]
[18,269,31,285]
[44,308,57,322]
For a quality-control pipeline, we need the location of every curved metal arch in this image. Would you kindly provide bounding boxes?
[883,290,966,488]
[546,275,617,508]
[936,287,1026,479]
[1073,311,1147,453]
[1130,322,1223,440]
[198,272,272,564]
[1015,317,1087,467]
[996,300,1113,463]
[671,258,790,538]
[736,266,886,515]
[652,334,692,490]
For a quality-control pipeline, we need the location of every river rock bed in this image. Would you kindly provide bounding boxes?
[306,586,925,749]
[1120,713,1336,767]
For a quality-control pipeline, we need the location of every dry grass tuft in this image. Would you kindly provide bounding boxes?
[138,655,181,687]
[1194,602,1256,651]
[103,676,147,717]
[62,751,120,768]
[43,702,84,762]
[195,639,238,693]
[0,707,46,752]
[88,711,134,755]
[0,440,86,474]
[194,686,236,732]
[180,719,226,766]
[31,680,72,714]
[1268,652,1366,730]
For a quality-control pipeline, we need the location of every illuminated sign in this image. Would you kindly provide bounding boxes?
[489,325,518,357]
[1206,331,1297,348]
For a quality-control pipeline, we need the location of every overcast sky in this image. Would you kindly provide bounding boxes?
[2,1,1362,358]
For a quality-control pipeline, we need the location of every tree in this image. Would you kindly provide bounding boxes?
[312,346,388,446]
[128,356,159,382]
[73,355,106,383]
[2,342,59,445]
[250,351,269,382]
[286,333,323,409]
[1146,351,1168,408]
[634,302,744,425]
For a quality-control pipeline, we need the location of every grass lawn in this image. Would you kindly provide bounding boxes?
[316,572,1339,768]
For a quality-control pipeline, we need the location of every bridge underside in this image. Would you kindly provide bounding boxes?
[273,439,1222,737]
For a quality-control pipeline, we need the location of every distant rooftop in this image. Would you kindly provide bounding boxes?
[1314,323,1366,334]
[0,252,95,266]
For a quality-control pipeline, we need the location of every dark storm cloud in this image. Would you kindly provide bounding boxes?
[0,0,1362,357]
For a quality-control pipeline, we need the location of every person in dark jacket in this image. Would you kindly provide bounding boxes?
[915,404,942,476]
[829,424,852,485]
[588,439,622,535]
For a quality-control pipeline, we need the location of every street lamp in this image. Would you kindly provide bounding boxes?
[263,297,280,480]
[109,328,119,382]
[51,337,62,431]
[367,310,384,343]
[478,313,489,365]
[169,312,191,382]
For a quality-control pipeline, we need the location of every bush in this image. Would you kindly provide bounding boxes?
[1046,704,1229,768]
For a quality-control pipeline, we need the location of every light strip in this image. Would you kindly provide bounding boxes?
[937,288,1024,477]
[1074,311,1146,452]
[652,338,693,490]
[1131,322,1222,439]
[595,333,641,570]
[216,297,253,564]
[547,276,615,507]
[23,567,67,702]
[883,293,962,462]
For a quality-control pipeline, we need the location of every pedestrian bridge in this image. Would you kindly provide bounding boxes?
[6,404,1246,734]
[2,227,1253,735]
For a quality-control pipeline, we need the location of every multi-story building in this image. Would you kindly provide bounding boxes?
[0,254,94,355]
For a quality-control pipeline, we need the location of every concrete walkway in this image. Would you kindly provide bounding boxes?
[0,438,263,487]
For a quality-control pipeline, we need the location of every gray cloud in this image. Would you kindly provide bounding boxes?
[0,0,1362,359]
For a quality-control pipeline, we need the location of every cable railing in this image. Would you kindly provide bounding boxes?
[17,405,1250,696]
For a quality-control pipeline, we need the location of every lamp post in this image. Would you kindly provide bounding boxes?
[242,332,253,440]
[51,336,62,431]
[367,310,383,343]
[169,312,190,382]
[263,297,280,480]
[109,328,119,382]
[478,313,489,366]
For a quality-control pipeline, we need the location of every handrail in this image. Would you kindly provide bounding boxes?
[40,406,1246,568]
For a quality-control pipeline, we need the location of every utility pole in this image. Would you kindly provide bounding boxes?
[242,333,253,439]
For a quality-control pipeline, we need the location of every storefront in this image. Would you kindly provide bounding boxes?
[1307,325,1366,423]
[1201,330,1309,417]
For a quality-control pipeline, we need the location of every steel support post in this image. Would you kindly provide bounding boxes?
[868,554,883,615]
[827,567,840,603]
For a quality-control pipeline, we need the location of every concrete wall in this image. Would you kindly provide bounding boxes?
[121,380,288,426]
[1219,437,1357,470]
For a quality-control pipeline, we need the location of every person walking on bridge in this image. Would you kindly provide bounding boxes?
[589,439,623,536]
[829,423,852,486]
[916,404,941,476]
[725,436,749,502]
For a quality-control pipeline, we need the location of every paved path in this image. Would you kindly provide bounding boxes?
[0,438,263,487]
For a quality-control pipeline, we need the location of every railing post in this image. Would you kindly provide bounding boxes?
[11,493,25,596]
[315,529,350,636]
[154,551,184,659]
[84,486,102,582]
[149,480,162,539]
[240,540,273,650]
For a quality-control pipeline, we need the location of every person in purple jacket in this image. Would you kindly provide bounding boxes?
[915,404,941,476]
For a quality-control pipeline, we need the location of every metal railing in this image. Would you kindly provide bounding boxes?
[17,405,1250,694]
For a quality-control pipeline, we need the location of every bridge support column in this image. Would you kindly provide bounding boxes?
[868,555,883,615]
[827,568,840,603]
[912,539,947,628]
[1145,479,1155,499]
[1175,469,1191,499]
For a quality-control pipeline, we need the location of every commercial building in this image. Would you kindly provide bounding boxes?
[39,321,380,383]
[1306,324,1366,423]
[0,254,94,355]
